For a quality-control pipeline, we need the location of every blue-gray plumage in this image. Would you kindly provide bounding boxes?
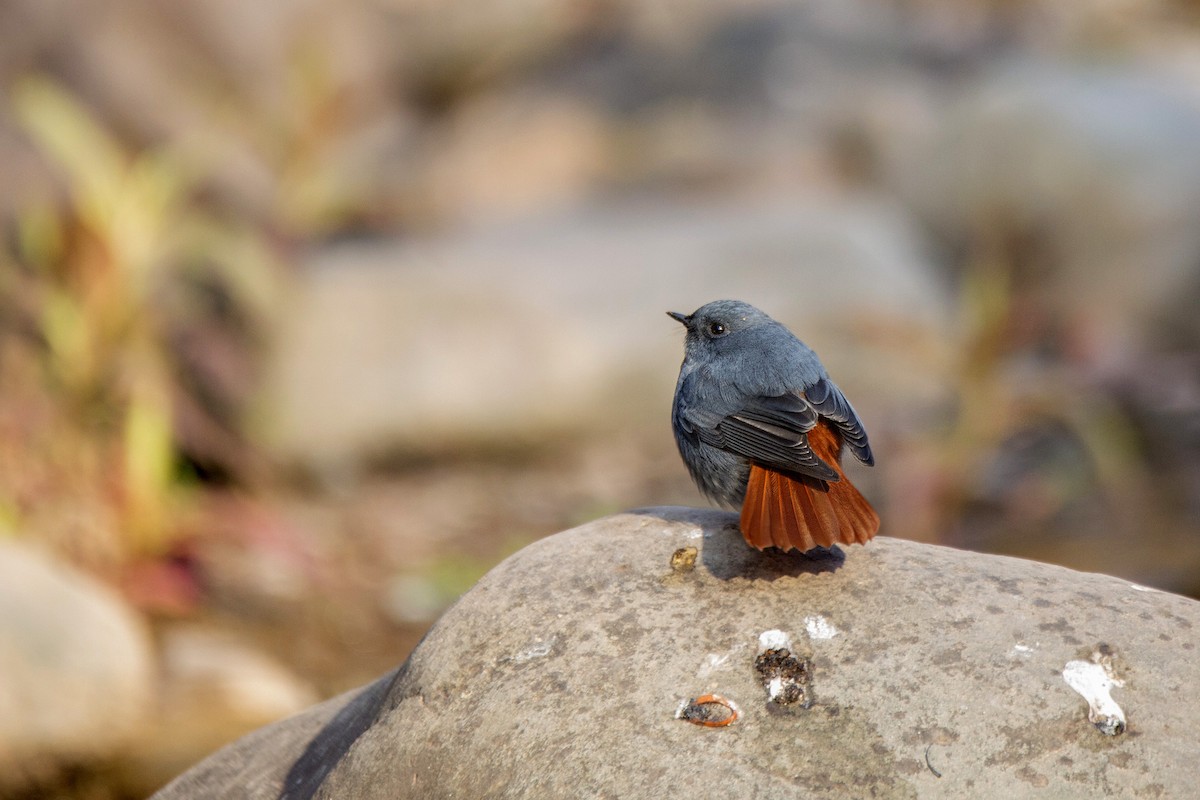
[669,300,878,551]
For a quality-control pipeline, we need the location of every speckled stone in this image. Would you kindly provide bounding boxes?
[154,507,1200,799]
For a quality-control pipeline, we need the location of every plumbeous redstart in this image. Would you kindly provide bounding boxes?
[669,300,879,552]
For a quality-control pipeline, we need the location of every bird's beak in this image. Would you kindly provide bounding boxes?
[667,311,690,326]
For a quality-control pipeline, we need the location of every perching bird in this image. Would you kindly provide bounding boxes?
[669,300,879,552]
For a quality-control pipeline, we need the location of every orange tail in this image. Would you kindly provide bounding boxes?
[739,422,879,552]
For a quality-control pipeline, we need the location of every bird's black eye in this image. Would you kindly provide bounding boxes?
[707,321,727,336]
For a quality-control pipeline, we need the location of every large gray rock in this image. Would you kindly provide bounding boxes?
[153,507,1200,798]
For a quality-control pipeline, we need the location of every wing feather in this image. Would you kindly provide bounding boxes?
[804,377,874,466]
[702,393,839,482]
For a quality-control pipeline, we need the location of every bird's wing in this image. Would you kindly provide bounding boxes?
[690,376,873,480]
[803,377,874,466]
[696,392,840,482]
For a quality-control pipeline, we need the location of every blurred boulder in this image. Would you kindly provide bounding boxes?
[888,61,1200,366]
[262,193,951,472]
[153,507,1200,798]
[126,626,319,796]
[0,540,154,792]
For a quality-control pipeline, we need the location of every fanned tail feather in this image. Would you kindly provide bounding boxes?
[739,422,879,552]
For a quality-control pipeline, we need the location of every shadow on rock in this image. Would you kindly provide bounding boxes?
[278,667,405,800]
[627,506,846,581]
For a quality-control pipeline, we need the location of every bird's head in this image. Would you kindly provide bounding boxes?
[667,300,774,359]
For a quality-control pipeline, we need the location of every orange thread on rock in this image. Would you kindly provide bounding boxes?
[687,694,739,727]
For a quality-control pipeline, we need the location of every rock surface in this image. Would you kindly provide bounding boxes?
[154,507,1200,799]
[0,540,155,791]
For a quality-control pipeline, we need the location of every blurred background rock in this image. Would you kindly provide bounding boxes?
[2,0,1199,796]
